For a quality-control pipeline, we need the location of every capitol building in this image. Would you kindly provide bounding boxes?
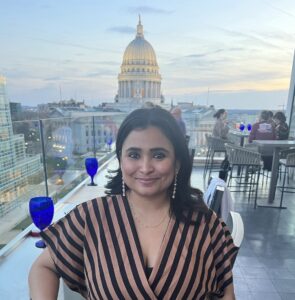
[114,17,164,110]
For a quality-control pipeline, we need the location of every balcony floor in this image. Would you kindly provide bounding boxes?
[194,167,295,300]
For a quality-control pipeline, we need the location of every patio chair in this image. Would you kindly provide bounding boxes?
[225,143,263,208]
[277,152,295,208]
[203,135,227,180]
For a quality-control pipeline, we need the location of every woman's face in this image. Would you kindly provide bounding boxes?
[120,126,179,199]
[221,111,227,120]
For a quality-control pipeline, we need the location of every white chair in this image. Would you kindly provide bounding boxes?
[226,211,244,265]
[204,177,233,222]
[227,211,244,248]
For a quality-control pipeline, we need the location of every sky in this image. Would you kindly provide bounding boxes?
[1,0,295,109]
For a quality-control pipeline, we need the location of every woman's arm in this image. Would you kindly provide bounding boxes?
[29,248,60,300]
[222,284,235,299]
[216,283,235,300]
[220,121,229,139]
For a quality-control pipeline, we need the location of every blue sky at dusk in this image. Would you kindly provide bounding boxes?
[1,0,295,109]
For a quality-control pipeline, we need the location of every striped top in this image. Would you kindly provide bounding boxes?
[41,195,238,300]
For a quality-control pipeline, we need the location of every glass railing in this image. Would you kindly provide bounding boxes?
[0,113,126,249]
[0,108,268,248]
[183,109,261,156]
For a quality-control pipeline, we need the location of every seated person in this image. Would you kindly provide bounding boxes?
[248,110,276,143]
[248,110,276,171]
[212,109,229,139]
[273,111,289,140]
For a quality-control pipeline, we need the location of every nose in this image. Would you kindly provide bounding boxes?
[139,156,154,173]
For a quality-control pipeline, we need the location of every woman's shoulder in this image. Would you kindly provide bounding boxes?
[190,207,214,225]
[74,194,123,214]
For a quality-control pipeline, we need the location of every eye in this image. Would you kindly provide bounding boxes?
[153,152,166,160]
[127,151,140,159]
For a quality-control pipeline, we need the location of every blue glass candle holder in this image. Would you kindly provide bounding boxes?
[106,137,113,152]
[239,123,245,132]
[85,157,99,186]
[247,124,252,132]
[29,196,54,248]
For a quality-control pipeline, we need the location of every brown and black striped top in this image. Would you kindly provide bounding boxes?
[41,195,238,300]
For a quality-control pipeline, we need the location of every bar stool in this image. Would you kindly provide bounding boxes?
[203,136,226,180]
[225,143,263,208]
[277,152,295,207]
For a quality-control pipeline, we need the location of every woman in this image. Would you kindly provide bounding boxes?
[273,111,289,140]
[29,107,237,299]
[212,109,229,139]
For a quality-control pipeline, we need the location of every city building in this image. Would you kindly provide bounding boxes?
[0,76,41,216]
[9,102,22,121]
[113,16,164,111]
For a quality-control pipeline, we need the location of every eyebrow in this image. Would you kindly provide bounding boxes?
[125,147,170,153]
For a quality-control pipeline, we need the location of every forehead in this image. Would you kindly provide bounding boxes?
[122,126,174,150]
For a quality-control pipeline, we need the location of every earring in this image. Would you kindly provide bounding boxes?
[122,178,126,197]
[172,173,177,199]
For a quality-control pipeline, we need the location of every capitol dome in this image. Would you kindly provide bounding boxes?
[122,29,158,66]
[115,17,164,107]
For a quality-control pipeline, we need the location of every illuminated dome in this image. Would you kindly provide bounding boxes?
[122,23,158,66]
[115,16,164,107]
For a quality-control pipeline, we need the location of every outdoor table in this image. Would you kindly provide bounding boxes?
[252,140,295,207]
[229,130,250,147]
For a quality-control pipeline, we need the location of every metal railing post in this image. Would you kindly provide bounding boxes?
[39,119,49,196]
[92,116,96,157]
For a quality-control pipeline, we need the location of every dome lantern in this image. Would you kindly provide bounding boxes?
[136,14,144,38]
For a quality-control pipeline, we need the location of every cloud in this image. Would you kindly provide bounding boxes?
[215,27,282,50]
[107,26,134,34]
[85,70,116,77]
[44,76,61,81]
[30,37,120,54]
[262,1,295,19]
[128,6,173,15]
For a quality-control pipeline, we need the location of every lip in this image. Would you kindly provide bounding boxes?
[136,177,158,183]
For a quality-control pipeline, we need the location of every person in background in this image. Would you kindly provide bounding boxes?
[267,110,275,127]
[248,110,276,171]
[29,107,237,300]
[273,111,289,140]
[212,109,229,139]
[143,101,155,108]
[171,106,186,136]
[248,110,276,143]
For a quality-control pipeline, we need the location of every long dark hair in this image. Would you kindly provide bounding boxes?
[105,107,208,222]
[274,111,286,123]
[213,109,225,119]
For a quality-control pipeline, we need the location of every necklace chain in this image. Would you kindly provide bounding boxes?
[129,200,170,229]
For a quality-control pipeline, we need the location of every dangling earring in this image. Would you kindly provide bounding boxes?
[172,172,178,199]
[122,177,126,197]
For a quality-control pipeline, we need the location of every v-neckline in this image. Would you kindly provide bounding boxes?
[122,195,174,282]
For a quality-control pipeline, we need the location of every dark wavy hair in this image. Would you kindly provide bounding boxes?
[274,111,286,123]
[105,107,208,222]
[213,109,226,119]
